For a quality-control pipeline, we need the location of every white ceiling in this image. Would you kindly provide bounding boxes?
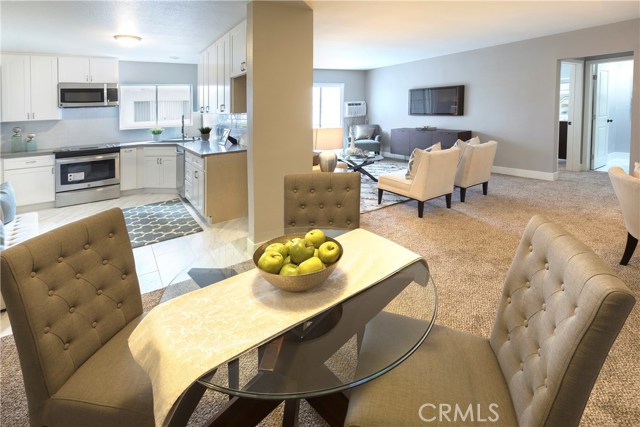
[1,1,639,70]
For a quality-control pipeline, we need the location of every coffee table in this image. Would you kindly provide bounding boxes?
[339,154,384,182]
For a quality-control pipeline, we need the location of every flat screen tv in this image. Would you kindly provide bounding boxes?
[409,85,464,116]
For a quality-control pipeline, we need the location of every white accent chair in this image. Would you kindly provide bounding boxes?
[454,140,498,202]
[377,146,460,218]
[608,166,640,264]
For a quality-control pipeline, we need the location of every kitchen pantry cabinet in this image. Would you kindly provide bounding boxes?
[1,54,60,122]
[58,56,118,83]
[214,34,230,114]
[119,147,139,191]
[143,147,177,189]
[229,20,247,77]
[3,155,55,206]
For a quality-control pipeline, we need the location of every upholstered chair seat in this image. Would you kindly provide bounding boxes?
[350,124,381,154]
[608,166,640,264]
[378,146,460,217]
[284,172,361,230]
[345,216,635,427]
[454,140,498,202]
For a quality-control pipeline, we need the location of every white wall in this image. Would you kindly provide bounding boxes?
[1,61,197,151]
[314,69,366,104]
[366,19,640,176]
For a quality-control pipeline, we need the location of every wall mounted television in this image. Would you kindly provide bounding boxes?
[409,85,464,116]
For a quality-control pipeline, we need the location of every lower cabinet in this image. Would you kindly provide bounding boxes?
[143,147,177,189]
[119,147,139,191]
[3,155,55,206]
[185,152,205,217]
[390,128,472,155]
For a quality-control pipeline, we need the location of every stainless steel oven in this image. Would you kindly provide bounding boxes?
[54,146,121,207]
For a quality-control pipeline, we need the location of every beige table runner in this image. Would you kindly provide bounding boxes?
[128,228,424,427]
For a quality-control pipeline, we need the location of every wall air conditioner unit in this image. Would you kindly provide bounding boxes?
[345,101,366,117]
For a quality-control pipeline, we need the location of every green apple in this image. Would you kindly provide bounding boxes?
[314,248,319,258]
[305,229,326,248]
[318,241,340,264]
[298,256,326,275]
[265,242,288,258]
[278,263,299,276]
[289,238,316,264]
[257,250,284,274]
[283,256,292,265]
[284,238,301,253]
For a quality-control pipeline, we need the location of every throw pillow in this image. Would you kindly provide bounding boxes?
[0,182,16,225]
[355,125,376,141]
[633,162,640,179]
[406,143,441,179]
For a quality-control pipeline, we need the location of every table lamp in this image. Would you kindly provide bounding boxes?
[314,128,344,172]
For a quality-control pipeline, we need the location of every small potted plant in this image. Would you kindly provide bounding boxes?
[150,128,164,141]
[199,127,212,141]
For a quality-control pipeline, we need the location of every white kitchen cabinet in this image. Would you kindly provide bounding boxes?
[143,147,177,189]
[229,20,247,77]
[197,50,209,113]
[215,34,230,113]
[58,56,118,83]
[1,54,60,122]
[3,155,55,206]
[185,152,205,216]
[119,147,139,191]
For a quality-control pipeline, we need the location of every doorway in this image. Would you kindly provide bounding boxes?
[558,60,584,172]
[586,58,634,173]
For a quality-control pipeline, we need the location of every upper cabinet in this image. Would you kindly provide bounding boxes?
[1,54,60,122]
[197,20,246,114]
[229,20,247,78]
[58,56,119,83]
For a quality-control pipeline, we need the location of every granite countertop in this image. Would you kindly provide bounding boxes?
[2,139,246,159]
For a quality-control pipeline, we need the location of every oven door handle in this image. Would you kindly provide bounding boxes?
[55,152,120,164]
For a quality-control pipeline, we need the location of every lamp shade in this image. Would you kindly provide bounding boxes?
[314,128,344,150]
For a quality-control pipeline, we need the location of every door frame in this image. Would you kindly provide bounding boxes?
[583,55,634,171]
[559,60,585,171]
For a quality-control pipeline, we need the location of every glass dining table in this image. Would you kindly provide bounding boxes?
[137,228,438,427]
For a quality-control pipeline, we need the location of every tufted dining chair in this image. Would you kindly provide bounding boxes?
[284,172,361,230]
[345,215,635,427]
[1,208,157,427]
[608,166,640,265]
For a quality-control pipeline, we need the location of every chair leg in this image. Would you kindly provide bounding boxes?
[377,189,383,204]
[418,201,424,218]
[460,187,466,202]
[482,181,489,195]
[445,193,452,208]
[620,233,638,265]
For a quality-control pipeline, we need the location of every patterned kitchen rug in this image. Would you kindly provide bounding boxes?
[123,198,203,248]
[359,158,410,213]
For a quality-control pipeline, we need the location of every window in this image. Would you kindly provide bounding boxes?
[119,84,192,130]
[312,84,343,128]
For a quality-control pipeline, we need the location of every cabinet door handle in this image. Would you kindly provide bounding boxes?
[241,61,246,71]
[51,167,54,175]
[220,104,225,110]
[200,107,204,113]
[26,160,36,164]
[206,106,209,113]
[32,112,35,119]
[194,171,198,179]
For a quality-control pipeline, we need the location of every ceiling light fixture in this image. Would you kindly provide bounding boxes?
[113,34,142,46]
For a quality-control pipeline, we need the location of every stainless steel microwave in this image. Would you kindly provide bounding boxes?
[58,83,119,108]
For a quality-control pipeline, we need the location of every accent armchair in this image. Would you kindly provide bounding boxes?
[608,166,640,264]
[284,172,361,230]
[350,124,381,154]
[1,208,156,427]
[345,215,635,427]
[378,146,460,218]
[454,140,498,202]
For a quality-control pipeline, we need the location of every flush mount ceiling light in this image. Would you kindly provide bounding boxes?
[113,34,142,46]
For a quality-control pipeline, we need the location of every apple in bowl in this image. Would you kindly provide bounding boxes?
[254,230,343,292]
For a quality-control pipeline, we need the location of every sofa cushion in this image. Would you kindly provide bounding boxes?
[0,181,17,224]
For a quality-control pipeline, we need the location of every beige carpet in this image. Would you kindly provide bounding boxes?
[1,168,638,426]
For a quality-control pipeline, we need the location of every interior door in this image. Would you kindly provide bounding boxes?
[592,67,609,170]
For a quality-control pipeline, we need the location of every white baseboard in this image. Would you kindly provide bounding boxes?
[492,166,558,181]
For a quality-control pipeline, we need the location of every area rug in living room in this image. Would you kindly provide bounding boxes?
[123,198,203,248]
[359,158,409,213]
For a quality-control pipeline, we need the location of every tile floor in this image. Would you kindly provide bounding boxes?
[1,193,253,337]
